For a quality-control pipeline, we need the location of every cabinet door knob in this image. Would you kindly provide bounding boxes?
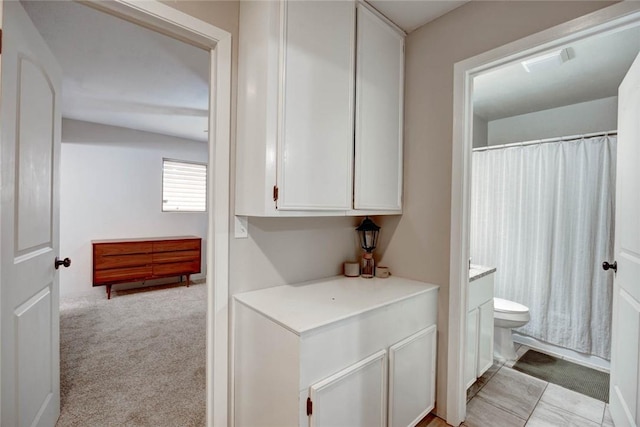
[55,257,71,270]
[602,261,617,273]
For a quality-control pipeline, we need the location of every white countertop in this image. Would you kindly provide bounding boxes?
[469,264,496,282]
[234,276,439,335]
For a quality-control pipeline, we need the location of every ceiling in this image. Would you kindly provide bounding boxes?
[22,0,210,142]
[22,0,640,139]
[20,0,466,143]
[367,0,469,33]
[474,26,640,121]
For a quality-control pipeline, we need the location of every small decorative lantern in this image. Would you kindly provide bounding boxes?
[356,216,380,278]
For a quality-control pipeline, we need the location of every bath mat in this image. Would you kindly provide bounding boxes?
[513,350,609,402]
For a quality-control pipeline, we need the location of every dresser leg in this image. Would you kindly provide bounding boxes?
[107,285,112,300]
[186,274,191,287]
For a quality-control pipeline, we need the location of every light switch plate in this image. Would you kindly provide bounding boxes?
[234,216,248,239]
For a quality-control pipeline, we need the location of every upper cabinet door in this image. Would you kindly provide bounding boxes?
[354,5,404,211]
[277,1,356,210]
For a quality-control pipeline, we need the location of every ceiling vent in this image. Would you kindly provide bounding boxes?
[521,48,570,73]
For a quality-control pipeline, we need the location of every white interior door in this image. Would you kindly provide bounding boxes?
[1,2,62,426]
[609,51,640,427]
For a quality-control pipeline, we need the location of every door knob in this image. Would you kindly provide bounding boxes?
[55,257,71,269]
[602,261,617,273]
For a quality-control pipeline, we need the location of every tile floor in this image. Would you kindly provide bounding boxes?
[418,345,613,427]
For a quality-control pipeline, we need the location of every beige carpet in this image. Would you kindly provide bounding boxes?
[57,282,207,427]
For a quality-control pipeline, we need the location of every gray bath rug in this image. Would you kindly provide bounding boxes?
[513,349,609,402]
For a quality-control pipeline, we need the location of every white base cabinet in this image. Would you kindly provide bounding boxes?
[389,327,437,427]
[309,350,387,427]
[233,276,438,427]
[465,271,495,388]
[477,300,494,376]
[464,307,480,389]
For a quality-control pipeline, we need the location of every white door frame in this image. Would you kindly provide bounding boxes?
[0,1,231,426]
[448,3,640,425]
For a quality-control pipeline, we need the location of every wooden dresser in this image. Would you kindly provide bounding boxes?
[92,236,202,299]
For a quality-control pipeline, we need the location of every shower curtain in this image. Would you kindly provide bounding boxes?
[470,135,616,360]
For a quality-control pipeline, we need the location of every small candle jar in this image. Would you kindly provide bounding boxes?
[361,253,375,279]
[375,266,390,278]
[344,261,360,277]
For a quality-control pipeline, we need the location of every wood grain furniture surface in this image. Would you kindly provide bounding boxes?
[92,236,201,299]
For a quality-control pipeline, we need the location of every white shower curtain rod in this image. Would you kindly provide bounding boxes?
[473,130,618,152]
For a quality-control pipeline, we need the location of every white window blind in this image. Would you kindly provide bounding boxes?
[162,159,207,212]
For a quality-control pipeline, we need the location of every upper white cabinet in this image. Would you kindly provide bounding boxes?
[235,1,405,216]
[279,1,355,211]
[355,5,404,210]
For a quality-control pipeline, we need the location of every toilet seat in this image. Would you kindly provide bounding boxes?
[494,297,528,314]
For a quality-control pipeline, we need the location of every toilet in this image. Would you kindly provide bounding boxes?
[493,297,530,361]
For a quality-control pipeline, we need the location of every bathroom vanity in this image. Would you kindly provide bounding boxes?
[233,276,439,427]
[465,265,495,388]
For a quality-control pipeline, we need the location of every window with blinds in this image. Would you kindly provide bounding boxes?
[162,159,207,212]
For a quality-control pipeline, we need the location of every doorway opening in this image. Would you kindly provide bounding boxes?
[0,0,230,425]
[22,0,211,423]
[449,3,640,425]
[468,23,640,371]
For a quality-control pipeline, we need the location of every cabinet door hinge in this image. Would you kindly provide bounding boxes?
[306,397,313,416]
[0,29,3,54]
[273,185,279,202]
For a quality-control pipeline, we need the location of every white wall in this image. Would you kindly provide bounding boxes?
[473,114,488,148]
[380,0,615,418]
[60,119,208,298]
[163,0,617,421]
[487,96,618,145]
[164,1,362,306]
